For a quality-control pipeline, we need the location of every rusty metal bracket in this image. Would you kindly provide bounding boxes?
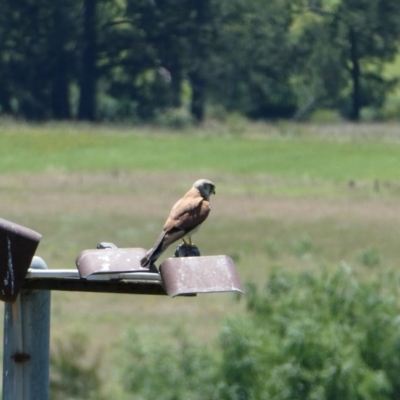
[0,218,42,302]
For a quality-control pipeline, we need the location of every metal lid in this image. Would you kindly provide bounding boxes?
[0,218,42,302]
[76,247,149,278]
[160,255,244,297]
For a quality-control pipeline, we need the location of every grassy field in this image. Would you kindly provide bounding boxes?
[2,120,400,181]
[1,119,400,396]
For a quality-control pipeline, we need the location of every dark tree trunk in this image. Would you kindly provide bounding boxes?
[51,1,71,119]
[170,66,182,108]
[0,85,12,114]
[78,0,97,121]
[349,28,360,121]
[189,73,205,122]
[0,3,12,114]
[188,0,211,123]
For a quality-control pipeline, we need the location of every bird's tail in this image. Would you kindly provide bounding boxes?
[140,251,152,268]
[140,231,167,268]
[140,247,164,268]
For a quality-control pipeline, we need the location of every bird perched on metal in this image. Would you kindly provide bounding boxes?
[140,179,216,269]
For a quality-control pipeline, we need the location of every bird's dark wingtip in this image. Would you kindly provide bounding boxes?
[140,255,159,273]
[140,256,149,268]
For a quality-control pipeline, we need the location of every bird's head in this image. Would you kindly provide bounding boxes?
[193,179,216,200]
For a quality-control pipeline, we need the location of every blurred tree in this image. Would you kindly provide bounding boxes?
[78,0,98,120]
[119,0,217,122]
[187,0,215,122]
[0,0,54,119]
[0,0,79,120]
[209,0,301,120]
[1,0,400,122]
[307,0,400,120]
[0,1,13,114]
[51,0,77,119]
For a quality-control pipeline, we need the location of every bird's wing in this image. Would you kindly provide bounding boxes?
[164,194,210,232]
[140,223,188,268]
[140,190,211,268]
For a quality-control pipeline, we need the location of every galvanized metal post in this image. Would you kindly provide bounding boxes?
[2,257,51,400]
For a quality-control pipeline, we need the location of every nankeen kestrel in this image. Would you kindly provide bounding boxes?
[140,179,216,268]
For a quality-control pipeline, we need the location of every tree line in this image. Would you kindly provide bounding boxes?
[1,0,400,123]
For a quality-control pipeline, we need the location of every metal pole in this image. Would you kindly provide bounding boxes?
[2,257,51,400]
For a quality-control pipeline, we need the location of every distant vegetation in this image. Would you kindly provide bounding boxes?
[1,0,400,122]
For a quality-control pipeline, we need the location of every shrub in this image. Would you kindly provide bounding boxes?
[358,247,382,268]
[120,330,221,400]
[291,234,313,260]
[120,266,400,400]
[50,333,105,400]
[154,107,194,128]
[221,266,400,400]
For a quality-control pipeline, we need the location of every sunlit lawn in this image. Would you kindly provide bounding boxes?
[1,120,400,184]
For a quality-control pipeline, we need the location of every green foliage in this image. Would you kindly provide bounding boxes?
[155,107,195,128]
[118,267,400,400]
[358,247,382,268]
[211,0,298,119]
[305,0,400,120]
[292,234,314,259]
[225,113,249,136]
[308,109,343,123]
[2,0,400,121]
[120,330,221,400]
[50,333,105,400]
[222,267,400,399]
[264,237,281,259]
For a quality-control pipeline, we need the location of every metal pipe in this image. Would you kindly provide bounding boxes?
[2,258,51,400]
[25,269,162,281]
[22,277,167,296]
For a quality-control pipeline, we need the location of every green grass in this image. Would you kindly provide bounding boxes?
[1,121,400,184]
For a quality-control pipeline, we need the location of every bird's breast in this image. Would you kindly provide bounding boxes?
[185,224,201,238]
